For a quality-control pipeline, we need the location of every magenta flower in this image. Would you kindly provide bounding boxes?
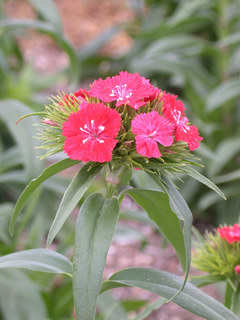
[162,93,203,151]
[175,117,203,151]
[62,103,121,163]
[89,71,157,109]
[131,111,174,158]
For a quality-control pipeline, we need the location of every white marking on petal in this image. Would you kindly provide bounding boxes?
[83,138,89,144]
[149,130,157,137]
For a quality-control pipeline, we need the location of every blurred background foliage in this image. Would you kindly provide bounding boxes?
[0,0,240,319]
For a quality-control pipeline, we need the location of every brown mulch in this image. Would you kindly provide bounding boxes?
[3,1,222,319]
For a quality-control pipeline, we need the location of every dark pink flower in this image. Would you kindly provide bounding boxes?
[74,89,89,102]
[62,103,121,163]
[89,71,157,109]
[131,111,174,158]
[59,89,88,108]
[217,224,240,244]
[162,93,203,150]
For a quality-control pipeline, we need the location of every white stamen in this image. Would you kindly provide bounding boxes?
[149,130,157,137]
[91,119,94,124]
[83,138,89,144]
[98,139,104,143]
[84,124,88,129]
[99,125,105,132]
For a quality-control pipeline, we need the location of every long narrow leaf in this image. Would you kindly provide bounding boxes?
[28,0,62,34]
[134,298,166,320]
[101,268,238,320]
[47,163,102,247]
[73,193,120,320]
[0,99,44,179]
[186,167,226,199]
[0,270,47,320]
[149,174,192,300]
[10,158,79,234]
[0,249,72,276]
[0,20,79,85]
[124,189,186,271]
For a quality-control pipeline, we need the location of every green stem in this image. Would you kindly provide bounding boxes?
[105,166,132,198]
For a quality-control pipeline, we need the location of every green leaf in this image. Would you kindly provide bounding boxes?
[231,284,240,317]
[206,78,240,112]
[10,158,79,235]
[0,269,47,320]
[213,169,240,184]
[0,99,44,179]
[190,275,225,287]
[0,146,23,174]
[101,268,238,320]
[207,137,240,177]
[0,249,72,276]
[47,162,102,247]
[0,203,14,244]
[124,189,186,271]
[186,167,226,199]
[97,292,128,320]
[0,20,79,85]
[133,298,166,320]
[73,193,120,320]
[28,0,62,34]
[149,174,192,299]
[78,25,122,59]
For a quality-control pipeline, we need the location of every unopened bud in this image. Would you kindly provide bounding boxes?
[42,118,58,127]
[234,265,240,275]
[73,309,76,319]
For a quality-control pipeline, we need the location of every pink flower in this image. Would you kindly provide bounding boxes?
[162,93,203,151]
[175,117,203,151]
[89,71,157,109]
[234,265,240,275]
[217,224,240,244]
[131,111,174,158]
[62,103,121,163]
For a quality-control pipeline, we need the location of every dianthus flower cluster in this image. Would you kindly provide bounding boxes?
[217,224,240,244]
[192,225,240,281]
[38,71,203,170]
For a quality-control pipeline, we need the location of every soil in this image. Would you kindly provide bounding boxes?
[3,1,222,319]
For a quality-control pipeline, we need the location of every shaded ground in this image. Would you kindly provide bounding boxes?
[4,1,221,319]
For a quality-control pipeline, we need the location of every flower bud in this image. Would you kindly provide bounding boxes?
[42,118,58,127]
[234,265,240,275]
